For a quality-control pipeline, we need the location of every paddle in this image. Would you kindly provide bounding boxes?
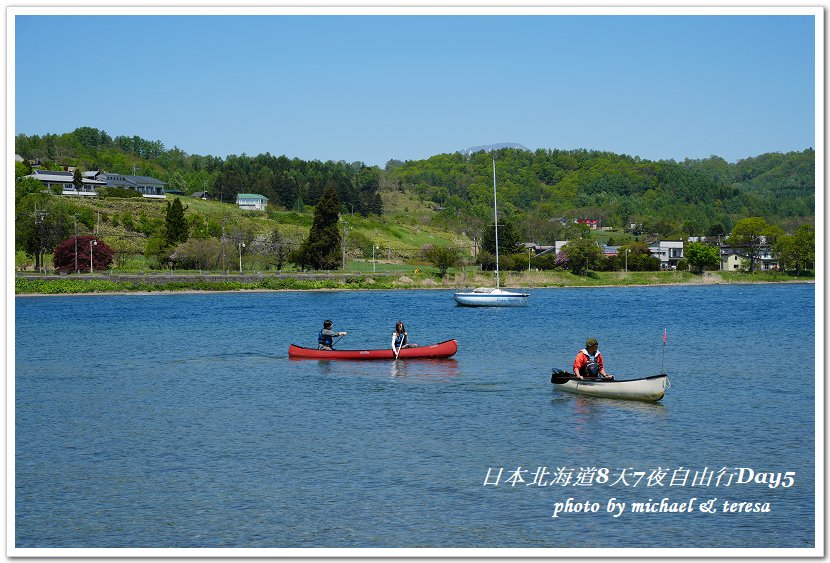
[550,369,614,384]
[393,335,403,360]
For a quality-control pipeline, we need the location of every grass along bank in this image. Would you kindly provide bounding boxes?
[15,269,813,295]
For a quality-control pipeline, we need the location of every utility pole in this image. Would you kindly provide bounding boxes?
[34,208,48,273]
[341,223,348,270]
[221,216,227,273]
[74,213,79,273]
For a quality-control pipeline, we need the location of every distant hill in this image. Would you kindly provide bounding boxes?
[458,142,530,156]
[391,146,814,235]
[14,127,814,237]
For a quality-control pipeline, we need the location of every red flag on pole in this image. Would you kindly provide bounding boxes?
[663,329,667,344]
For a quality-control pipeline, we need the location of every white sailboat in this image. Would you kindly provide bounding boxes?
[454,159,529,307]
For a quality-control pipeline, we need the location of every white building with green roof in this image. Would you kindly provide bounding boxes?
[236,193,268,211]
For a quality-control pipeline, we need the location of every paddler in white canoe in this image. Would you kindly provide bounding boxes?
[550,337,670,402]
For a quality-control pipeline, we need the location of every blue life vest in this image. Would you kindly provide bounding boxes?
[318,330,333,347]
[394,332,407,348]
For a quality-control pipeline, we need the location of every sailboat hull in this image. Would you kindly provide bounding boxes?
[454,289,529,307]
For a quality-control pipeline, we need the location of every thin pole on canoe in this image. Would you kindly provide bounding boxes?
[661,328,667,373]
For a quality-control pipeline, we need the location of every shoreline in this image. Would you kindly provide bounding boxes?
[13,277,815,298]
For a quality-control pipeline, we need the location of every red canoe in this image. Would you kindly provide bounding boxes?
[288,339,458,360]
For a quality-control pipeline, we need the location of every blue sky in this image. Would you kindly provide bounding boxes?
[14,12,817,167]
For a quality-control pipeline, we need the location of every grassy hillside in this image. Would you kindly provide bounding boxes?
[61,190,471,270]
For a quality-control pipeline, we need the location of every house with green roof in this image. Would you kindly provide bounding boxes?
[236,193,268,211]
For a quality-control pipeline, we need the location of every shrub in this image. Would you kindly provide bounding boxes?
[53,236,114,273]
[16,251,34,271]
[170,238,223,270]
[422,245,462,277]
[530,252,558,270]
[98,187,142,198]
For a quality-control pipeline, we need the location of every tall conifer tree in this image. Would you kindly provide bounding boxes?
[294,184,341,270]
[164,198,189,246]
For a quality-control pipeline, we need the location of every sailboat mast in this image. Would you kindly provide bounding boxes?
[492,158,499,289]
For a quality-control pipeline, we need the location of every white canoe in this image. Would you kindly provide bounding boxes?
[454,287,529,307]
[550,370,670,402]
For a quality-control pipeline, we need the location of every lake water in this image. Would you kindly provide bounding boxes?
[14,283,817,551]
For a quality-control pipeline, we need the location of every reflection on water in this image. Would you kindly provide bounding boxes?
[292,357,461,381]
[565,393,668,433]
[389,358,460,379]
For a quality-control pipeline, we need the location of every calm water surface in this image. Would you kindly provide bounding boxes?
[15,284,816,549]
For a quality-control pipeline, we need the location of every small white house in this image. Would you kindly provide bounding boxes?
[236,193,268,211]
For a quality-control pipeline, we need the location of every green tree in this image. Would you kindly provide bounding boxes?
[423,245,462,277]
[15,160,31,180]
[72,168,83,191]
[145,236,169,269]
[481,217,523,256]
[776,224,815,274]
[293,184,342,270]
[108,235,145,268]
[170,237,223,270]
[166,171,187,194]
[728,217,771,273]
[15,176,43,203]
[618,241,659,271]
[685,241,720,274]
[264,227,296,271]
[560,238,604,275]
[15,193,77,271]
[164,198,189,246]
[707,223,727,237]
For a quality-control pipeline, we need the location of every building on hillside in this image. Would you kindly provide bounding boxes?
[88,171,167,198]
[719,245,779,271]
[237,193,268,211]
[26,169,105,196]
[648,240,684,269]
[577,219,599,229]
[757,246,780,270]
[720,248,745,271]
[192,191,211,200]
[601,245,620,257]
[524,243,555,257]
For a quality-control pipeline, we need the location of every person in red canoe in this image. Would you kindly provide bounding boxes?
[573,337,614,380]
[391,321,419,354]
[318,319,347,350]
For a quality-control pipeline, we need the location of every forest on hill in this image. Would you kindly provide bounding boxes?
[15,128,383,217]
[15,127,814,246]
[387,147,814,242]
